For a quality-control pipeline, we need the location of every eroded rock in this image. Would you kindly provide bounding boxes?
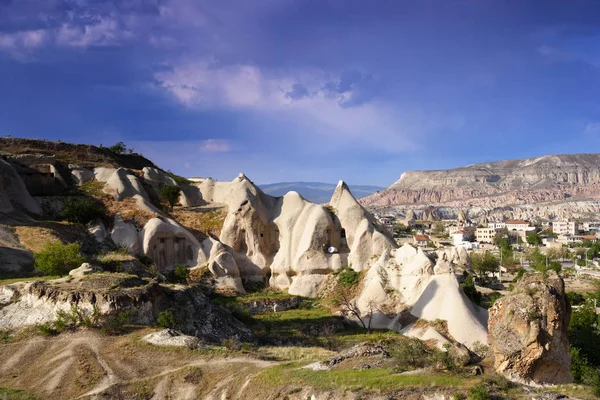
[488,271,572,385]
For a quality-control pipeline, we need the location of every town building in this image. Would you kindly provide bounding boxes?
[451,230,469,246]
[413,235,430,247]
[505,220,533,232]
[476,227,498,243]
[553,220,579,236]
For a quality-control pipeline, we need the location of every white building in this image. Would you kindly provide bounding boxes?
[476,227,498,243]
[487,222,506,230]
[505,220,533,232]
[452,230,469,246]
[553,220,579,236]
[581,221,600,232]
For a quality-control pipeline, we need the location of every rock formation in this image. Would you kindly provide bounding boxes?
[360,153,600,220]
[0,158,42,214]
[488,271,572,385]
[0,275,253,342]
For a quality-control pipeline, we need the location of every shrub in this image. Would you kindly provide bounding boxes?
[157,308,176,328]
[460,273,481,305]
[34,241,85,275]
[62,196,105,224]
[468,384,491,400]
[36,323,57,336]
[158,184,181,210]
[173,264,190,284]
[109,141,127,154]
[221,337,242,351]
[337,267,360,287]
[100,310,132,335]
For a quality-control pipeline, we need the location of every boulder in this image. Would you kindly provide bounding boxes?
[488,271,572,385]
[142,329,199,348]
[70,167,94,185]
[69,263,102,278]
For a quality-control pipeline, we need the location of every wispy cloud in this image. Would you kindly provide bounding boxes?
[199,139,231,152]
[583,122,600,136]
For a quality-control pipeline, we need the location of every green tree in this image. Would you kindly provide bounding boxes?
[526,233,543,246]
[62,197,105,225]
[35,242,85,275]
[470,252,500,278]
[108,141,127,154]
[158,184,181,210]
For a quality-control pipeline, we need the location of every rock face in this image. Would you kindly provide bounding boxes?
[0,158,42,214]
[488,271,572,385]
[194,176,397,297]
[361,153,600,219]
[0,278,253,342]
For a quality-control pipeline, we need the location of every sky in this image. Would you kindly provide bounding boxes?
[1,0,600,187]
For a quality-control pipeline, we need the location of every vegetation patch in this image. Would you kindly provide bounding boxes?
[170,207,227,240]
[34,241,85,275]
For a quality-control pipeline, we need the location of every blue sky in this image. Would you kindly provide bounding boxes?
[1,0,600,186]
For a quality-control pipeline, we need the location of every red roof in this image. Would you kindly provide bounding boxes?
[581,235,597,240]
[505,220,529,225]
[414,235,430,241]
[454,230,468,234]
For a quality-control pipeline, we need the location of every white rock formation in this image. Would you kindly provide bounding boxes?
[192,175,397,297]
[111,215,140,254]
[88,220,107,242]
[70,167,94,185]
[0,158,42,214]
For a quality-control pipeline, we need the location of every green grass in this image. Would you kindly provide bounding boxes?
[257,365,472,391]
[212,289,299,305]
[0,387,38,400]
[78,180,106,197]
[0,275,61,286]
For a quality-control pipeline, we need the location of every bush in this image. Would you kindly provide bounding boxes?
[36,323,57,336]
[158,184,181,210]
[173,264,190,284]
[100,310,132,335]
[108,141,127,154]
[460,273,481,305]
[62,196,105,224]
[34,241,85,275]
[468,384,491,400]
[338,267,360,288]
[570,347,598,385]
[157,308,176,328]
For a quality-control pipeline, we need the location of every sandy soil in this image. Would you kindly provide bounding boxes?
[0,328,277,400]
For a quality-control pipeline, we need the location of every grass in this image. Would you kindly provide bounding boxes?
[13,226,60,253]
[79,180,106,197]
[170,207,227,240]
[212,288,298,305]
[257,365,472,391]
[0,388,38,400]
[0,275,61,286]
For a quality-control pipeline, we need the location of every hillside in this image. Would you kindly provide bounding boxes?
[360,153,600,219]
[259,181,385,203]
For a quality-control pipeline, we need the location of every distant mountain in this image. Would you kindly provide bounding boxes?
[259,181,385,204]
[358,153,600,221]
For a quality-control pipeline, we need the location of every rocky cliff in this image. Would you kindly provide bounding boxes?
[360,153,600,219]
[488,271,572,385]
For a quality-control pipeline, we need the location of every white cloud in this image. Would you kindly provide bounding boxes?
[583,122,600,136]
[56,18,135,48]
[153,60,429,151]
[0,29,48,59]
[199,139,230,152]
